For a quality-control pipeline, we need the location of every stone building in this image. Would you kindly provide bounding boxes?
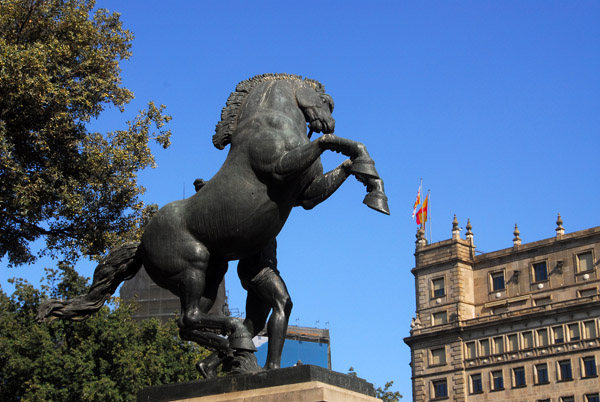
[404,215,600,402]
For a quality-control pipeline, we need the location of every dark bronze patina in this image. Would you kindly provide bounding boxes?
[38,74,389,376]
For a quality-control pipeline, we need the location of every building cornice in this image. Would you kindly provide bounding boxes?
[474,226,600,266]
[404,295,600,346]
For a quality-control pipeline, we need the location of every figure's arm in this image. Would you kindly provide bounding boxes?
[296,159,353,209]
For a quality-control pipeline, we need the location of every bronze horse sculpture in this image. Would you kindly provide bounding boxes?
[38,73,389,377]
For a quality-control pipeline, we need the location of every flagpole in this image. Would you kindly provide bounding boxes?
[428,189,432,243]
[419,178,423,235]
[421,190,425,242]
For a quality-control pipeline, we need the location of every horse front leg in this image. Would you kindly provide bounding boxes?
[274,134,389,214]
[317,134,381,179]
[317,134,390,215]
[275,134,374,178]
[297,159,353,210]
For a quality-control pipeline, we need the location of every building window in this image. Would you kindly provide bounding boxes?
[470,373,483,394]
[432,277,445,298]
[582,356,597,377]
[522,331,534,349]
[432,379,448,399]
[579,288,597,298]
[432,311,447,326]
[568,323,580,341]
[513,367,526,387]
[491,370,504,391]
[491,271,505,291]
[508,334,519,351]
[553,326,564,344]
[493,336,504,354]
[558,360,573,381]
[535,363,549,384]
[430,347,446,366]
[577,251,594,272]
[586,394,600,402]
[561,397,575,402]
[535,296,552,306]
[480,339,490,356]
[584,320,597,339]
[533,261,548,282]
[537,328,549,346]
[465,342,476,359]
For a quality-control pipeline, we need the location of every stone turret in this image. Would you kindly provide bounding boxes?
[451,215,460,240]
[465,219,473,244]
[556,213,565,236]
[513,224,521,246]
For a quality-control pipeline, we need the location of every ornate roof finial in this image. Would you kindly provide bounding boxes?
[513,224,521,246]
[416,227,426,248]
[465,218,474,243]
[452,214,460,240]
[556,213,565,236]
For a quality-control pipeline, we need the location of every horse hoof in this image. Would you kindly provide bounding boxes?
[363,190,390,215]
[351,158,380,179]
[228,321,257,352]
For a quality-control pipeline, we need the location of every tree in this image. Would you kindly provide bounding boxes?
[347,367,403,402]
[375,380,403,402]
[0,267,206,402]
[0,0,171,267]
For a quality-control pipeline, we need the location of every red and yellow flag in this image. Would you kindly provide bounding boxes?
[416,195,429,225]
[411,186,421,219]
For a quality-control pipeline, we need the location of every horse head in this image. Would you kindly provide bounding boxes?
[295,86,335,135]
[213,74,336,150]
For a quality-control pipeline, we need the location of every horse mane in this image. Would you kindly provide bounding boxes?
[213,73,326,150]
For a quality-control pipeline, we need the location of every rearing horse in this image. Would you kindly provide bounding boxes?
[38,74,389,376]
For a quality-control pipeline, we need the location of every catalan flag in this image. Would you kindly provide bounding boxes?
[412,185,421,219]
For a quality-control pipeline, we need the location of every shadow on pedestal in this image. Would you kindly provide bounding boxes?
[138,365,376,402]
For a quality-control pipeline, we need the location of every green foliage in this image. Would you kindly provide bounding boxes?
[0,0,171,266]
[375,380,403,402]
[0,267,206,402]
[347,367,403,402]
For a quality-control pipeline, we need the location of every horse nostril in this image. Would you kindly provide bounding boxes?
[328,119,335,133]
[310,120,323,133]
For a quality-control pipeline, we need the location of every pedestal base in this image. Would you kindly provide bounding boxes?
[138,365,380,402]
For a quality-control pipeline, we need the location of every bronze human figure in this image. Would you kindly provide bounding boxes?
[38,74,389,376]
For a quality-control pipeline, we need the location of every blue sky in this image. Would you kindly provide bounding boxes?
[2,1,600,398]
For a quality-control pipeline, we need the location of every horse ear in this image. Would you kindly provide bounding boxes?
[295,86,318,109]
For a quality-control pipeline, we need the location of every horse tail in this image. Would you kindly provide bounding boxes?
[37,242,143,322]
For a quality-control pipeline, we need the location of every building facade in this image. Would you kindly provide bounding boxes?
[254,325,331,369]
[404,216,600,402]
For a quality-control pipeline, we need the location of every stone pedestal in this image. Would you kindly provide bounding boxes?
[138,365,381,402]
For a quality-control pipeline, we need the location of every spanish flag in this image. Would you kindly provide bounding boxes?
[416,194,428,225]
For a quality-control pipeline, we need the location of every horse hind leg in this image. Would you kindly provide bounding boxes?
[175,252,256,376]
[178,267,254,348]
